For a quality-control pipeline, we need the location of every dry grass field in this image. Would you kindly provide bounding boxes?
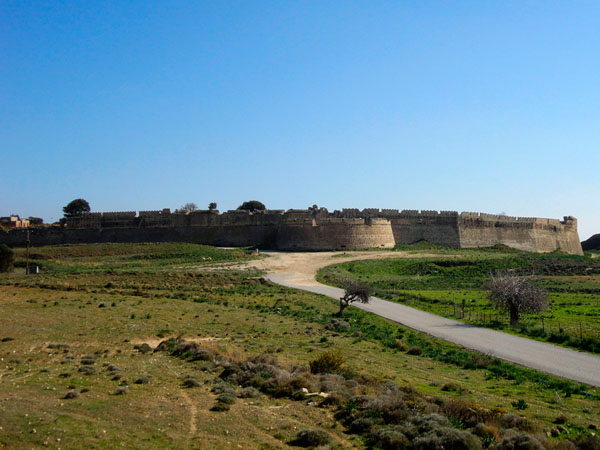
[1,243,599,449]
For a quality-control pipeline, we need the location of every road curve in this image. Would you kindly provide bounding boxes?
[255,251,600,388]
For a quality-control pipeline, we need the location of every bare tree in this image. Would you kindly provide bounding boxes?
[337,279,371,317]
[180,203,198,212]
[485,272,548,326]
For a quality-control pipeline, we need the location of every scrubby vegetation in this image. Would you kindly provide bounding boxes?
[159,337,599,449]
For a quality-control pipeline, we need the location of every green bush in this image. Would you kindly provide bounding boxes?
[0,244,14,273]
[511,399,529,410]
[309,349,345,374]
[407,346,422,355]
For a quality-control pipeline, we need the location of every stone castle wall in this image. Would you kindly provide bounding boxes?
[458,213,582,255]
[0,208,583,255]
[277,217,395,251]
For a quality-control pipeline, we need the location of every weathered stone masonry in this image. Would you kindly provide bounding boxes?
[0,208,583,255]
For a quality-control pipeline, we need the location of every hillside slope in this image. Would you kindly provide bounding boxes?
[582,233,600,250]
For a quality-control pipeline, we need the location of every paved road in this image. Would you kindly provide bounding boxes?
[257,251,600,388]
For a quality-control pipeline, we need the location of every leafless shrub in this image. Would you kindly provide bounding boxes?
[485,273,548,326]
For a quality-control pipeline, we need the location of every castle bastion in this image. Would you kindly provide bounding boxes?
[0,207,583,255]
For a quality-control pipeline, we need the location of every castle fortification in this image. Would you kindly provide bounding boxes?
[0,208,583,255]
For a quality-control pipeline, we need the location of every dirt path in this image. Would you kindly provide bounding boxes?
[180,390,197,435]
[244,251,600,388]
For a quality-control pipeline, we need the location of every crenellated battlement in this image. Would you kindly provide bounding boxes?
[1,206,581,254]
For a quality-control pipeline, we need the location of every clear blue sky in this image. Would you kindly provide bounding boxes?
[1,1,599,239]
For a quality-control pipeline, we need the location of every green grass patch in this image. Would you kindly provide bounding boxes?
[317,251,600,353]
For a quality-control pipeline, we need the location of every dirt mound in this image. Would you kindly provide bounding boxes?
[582,234,600,251]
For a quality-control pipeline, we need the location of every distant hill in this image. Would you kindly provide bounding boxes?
[582,234,600,251]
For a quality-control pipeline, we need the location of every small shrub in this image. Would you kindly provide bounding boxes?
[216,392,237,405]
[210,401,230,412]
[500,414,528,430]
[412,427,481,450]
[365,393,410,425]
[211,382,236,395]
[293,429,332,447]
[492,433,543,450]
[319,373,346,393]
[78,366,96,375]
[473,423,499,448]
[169,341,213,361]
[371,426,410,449]
[326,318,350,332]
[183,376,201,388]
[113,386,129,395]
[554,414,568,424]
[321,390,351,407]
[511,399,528,410]
[239,387,260,398]
[134,343,152,354]
[134,376,151,384]
[407,346,422,355]
[442,399,496,429]
[63,390,80,399]
[309,349,345,374]
[0,244,14,273]
[190,349,213,361]
[395,340,408,352]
